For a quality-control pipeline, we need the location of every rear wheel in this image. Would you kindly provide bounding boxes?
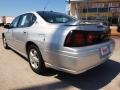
[27,45,46,74]
[2,36,9,49]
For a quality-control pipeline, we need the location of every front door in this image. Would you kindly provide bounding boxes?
[6,16,20,48]
[12,13,37,54]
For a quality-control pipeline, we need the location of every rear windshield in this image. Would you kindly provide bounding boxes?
[37,11,76,23]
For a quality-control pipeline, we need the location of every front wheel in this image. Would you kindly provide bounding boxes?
[28,45,46,74]
[2,36,9,49]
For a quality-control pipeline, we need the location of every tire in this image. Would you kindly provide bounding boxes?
[2,36,9,49]
[27,44,46,74]
[117,26,120,32]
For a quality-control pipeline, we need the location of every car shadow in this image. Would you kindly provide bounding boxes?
[54,59,120,90]
[15,59,120,90]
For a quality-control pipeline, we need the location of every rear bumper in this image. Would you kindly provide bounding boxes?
[45,39,115,74]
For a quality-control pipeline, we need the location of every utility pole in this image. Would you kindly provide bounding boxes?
[68,0,70,15]
[85,0,88,20]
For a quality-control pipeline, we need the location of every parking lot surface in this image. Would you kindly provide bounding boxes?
[0,27,120,90]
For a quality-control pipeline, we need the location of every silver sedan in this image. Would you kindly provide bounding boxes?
[2,11,115,74]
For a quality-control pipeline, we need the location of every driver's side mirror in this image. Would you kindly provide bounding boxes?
[4,23,12,29]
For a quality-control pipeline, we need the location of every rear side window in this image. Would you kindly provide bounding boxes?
[18,13,36,28]
[37,11,75,23]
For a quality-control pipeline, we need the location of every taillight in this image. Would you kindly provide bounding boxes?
[64,30,110,47]
[64,31,72,45]
[74,32,84,45]
[64,31,85,47]
[87,32,94,43]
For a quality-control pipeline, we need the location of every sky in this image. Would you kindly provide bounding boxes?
[0,0,67,16]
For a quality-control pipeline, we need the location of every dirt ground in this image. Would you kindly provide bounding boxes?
[0,27,120,90]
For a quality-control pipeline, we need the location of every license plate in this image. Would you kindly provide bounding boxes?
[100,46,110,57]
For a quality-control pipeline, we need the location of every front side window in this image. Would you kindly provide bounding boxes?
[37,11,76,23]
[10,16,20,28]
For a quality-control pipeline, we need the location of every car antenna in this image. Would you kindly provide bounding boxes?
[43,0,50,11]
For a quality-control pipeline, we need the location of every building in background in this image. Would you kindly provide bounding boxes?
[66,0,120,25]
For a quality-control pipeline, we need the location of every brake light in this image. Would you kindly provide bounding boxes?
[74,32,84,45]
[64,31,85,47]
[87,32,94,43]
[64,30,110,47]
[65,33,72,45]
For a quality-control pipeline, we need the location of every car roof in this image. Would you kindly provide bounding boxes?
[36,11,66,15]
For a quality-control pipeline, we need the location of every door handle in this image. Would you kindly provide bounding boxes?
[23,31,27,34]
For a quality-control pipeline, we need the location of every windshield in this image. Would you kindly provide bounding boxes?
[37,11,76,23]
